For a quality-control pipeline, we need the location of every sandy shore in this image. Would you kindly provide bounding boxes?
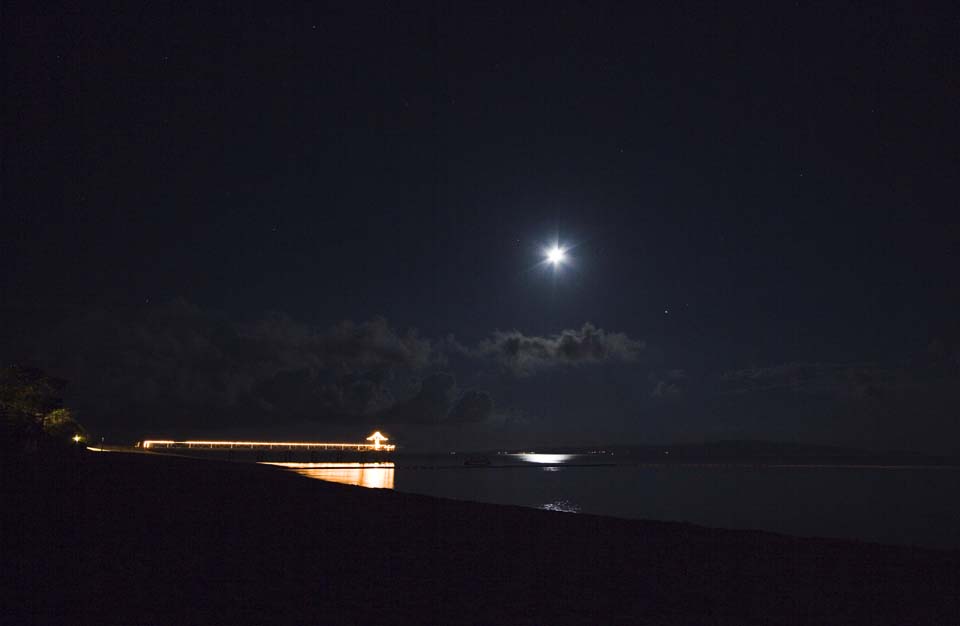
[5,450,959,625]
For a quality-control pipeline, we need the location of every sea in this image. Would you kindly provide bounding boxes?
[263,453,960,551]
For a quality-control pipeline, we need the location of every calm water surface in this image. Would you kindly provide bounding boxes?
[266,454,960,550]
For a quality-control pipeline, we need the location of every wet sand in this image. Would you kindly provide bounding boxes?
[6,451,959,625]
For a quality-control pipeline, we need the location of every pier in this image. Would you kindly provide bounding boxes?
[138,431,395,452]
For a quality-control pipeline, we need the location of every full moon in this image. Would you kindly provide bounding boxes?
[546,246,567,266]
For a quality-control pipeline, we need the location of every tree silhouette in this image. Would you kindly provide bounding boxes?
[0,366,86,452]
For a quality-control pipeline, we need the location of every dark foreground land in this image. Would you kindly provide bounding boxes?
[5,451,960,625]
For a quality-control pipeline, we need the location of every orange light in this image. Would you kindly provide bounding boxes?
[365,431,389,450]
[263,462,395,489]
[140,435,395,451]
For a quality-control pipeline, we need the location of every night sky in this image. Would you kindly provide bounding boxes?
[4,2,959,451]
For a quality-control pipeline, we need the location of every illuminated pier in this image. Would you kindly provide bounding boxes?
[139,431,395,452]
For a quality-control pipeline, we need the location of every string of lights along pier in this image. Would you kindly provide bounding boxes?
[138,431,394,452]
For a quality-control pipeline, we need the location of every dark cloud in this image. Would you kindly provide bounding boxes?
[717,362,910,398]
[650,369,686,398]
[380,372,457,425]
[14,303,632,440]
[246,313,434,373]
[687,360,960,453]
[448,390,494,424]
[379,374,495,426]
[474,323,644,376]
[23,300,442,436]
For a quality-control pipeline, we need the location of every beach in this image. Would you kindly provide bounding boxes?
[6,450,960,625]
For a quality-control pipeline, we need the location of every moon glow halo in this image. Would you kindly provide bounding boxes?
[546,246,567,266]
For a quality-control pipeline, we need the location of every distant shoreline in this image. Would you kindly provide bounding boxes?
[120,445,960,469]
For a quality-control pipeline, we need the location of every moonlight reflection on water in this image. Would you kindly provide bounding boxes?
[513,453,575,464]
[540,499,581,513]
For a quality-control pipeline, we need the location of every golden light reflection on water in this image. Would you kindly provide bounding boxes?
[260,462,395,489]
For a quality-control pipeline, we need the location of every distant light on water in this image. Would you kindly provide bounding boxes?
[540,499,581,513]
[261,462,395,489]
[514,453,574,464]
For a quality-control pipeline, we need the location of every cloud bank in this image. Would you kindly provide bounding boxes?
[24,301,448,435]
[19,301,516,438]
[11,300,960,453]
[474,323,645,376]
